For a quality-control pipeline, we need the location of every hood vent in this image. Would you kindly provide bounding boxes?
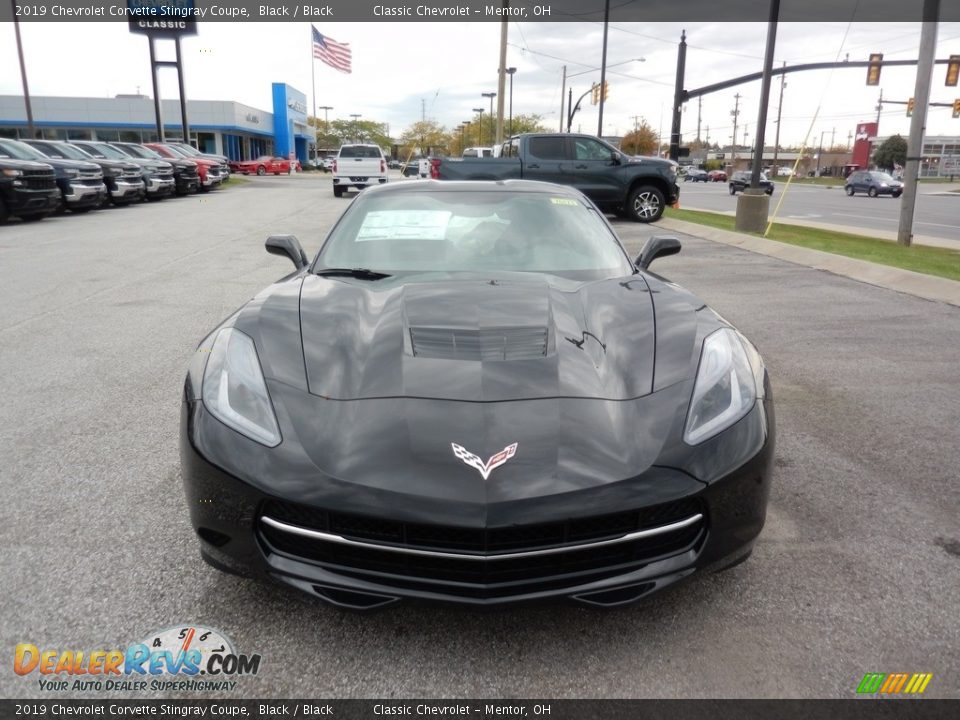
[410,326,549,361]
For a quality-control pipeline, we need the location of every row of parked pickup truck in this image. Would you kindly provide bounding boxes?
[0,138,231,224]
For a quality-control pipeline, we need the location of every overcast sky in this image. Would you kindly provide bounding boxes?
[2,20,959,149]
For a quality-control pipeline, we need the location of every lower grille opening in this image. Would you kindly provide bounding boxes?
[258,501,706,600]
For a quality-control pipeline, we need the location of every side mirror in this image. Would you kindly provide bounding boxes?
[265,234,308,270]
[635,235,681,271]
[610,151,622,165]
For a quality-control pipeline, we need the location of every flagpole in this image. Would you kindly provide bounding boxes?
[310,25,317,160]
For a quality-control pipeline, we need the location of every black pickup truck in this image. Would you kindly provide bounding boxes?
[0,158,61,223]
[431,133,679,222]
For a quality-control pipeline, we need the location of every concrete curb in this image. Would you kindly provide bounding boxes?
[657,217,960,308]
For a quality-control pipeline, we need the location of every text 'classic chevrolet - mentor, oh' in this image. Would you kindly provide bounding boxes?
[180,180,775,609]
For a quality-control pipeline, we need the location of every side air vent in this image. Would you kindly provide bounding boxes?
[409,326,549,361]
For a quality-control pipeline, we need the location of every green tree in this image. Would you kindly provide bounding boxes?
[312,118,391,150]
[873,134,907,170]
[399,120,450,158]
[621,120,658,156]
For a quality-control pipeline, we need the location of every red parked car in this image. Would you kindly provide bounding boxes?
[228,156,300,175]
[145,143,225,191]
[707,169,728,182]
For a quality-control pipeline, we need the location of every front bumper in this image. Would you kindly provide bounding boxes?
[63,181,107,208]
[201,171,223,187]
[181,387,774,609]
[145,176,175,196]
[109,178,145,200]
[3,186,61,216]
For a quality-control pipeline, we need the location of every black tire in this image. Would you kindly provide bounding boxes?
[626,185,666,223]
[71,207,92,214]
[729,185,736,195]
[868,186,879,198]
[845,185,855,196]
[766,188,774,195]
[893,191,902,198]
[333,185,344,198]
[256,166,266,176]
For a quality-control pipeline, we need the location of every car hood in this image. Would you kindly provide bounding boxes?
[33,158,99,173]
[297,273,657,402]
[0,159,53,172]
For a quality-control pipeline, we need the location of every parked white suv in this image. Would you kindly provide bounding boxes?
[332,144,388,197]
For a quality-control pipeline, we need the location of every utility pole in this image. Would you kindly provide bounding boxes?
[559,66,566,132]
[12,0,35,139]
[847,130,853,149]
[495,1,508,144]
[898,0,940,247]
[731,93,741,170]
[696,96,702,143]
[830,126,836,148]
[876,88,883,126]
[630,115,641,132]
[669,29,688,161]
[772,61,786,174]
[597,0,611,137]
[421,99,425,122]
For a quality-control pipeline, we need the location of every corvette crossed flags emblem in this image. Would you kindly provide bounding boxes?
[451,442,518,480]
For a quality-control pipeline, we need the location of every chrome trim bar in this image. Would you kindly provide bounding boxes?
[260,513,704,562]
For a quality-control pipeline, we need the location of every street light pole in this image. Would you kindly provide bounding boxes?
[349,114,361,142]
[506,67,517,137]
[473,108,484,145]
[482,92,496,145]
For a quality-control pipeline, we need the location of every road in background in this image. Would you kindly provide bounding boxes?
[1,174,957,698]
[679,180,960,242]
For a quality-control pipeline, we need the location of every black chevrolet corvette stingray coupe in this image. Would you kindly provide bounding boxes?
[181,179,775,609]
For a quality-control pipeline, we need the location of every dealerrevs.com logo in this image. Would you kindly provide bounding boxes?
[14,625,261,692]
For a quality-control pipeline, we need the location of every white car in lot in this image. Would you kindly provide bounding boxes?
[332,144,388,197]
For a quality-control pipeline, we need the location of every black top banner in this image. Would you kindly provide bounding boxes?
[0,700,957,720]
[3,0,960,23]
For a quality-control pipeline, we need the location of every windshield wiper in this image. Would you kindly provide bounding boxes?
[314,267,392,280]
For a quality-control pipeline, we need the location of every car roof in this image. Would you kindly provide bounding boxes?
[359,179,589,198]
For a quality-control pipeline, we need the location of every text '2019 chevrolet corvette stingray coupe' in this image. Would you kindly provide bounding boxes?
[180,180,775,609]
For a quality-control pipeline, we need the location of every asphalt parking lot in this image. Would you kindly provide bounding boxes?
[1,173,958,699]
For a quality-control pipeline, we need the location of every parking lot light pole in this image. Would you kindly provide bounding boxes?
[473,108,484,145]
[482,93,496,145]
[506,68,517,137]
[349,114,361,142]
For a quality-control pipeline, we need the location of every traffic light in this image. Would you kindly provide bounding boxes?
[591,83,600,105]
[601,81,610,102]
[954,99,960,119]
[866,53,883,86]
[906,97,915,117]
[947,55,960,87]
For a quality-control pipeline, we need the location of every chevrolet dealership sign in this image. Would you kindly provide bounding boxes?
[127,0,198,37]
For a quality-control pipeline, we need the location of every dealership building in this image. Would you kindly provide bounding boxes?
[0,82,313,163]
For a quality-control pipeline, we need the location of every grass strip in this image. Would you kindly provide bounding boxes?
[665,208,960,282]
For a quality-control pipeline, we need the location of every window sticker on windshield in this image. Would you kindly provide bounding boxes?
[550,197,579,206]
[356,210,452,241]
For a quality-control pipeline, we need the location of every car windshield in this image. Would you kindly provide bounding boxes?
[171,143,201,157]
[119,144,162,160]
[0,139,49,162]
[318,191,633,278]
[46,143,91,161]
[339,146,381,158]
[871,172,895,181]
[255,156,273,162]
[78,143,128,160]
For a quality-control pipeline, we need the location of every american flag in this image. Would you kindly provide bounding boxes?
[312,26,351,74]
